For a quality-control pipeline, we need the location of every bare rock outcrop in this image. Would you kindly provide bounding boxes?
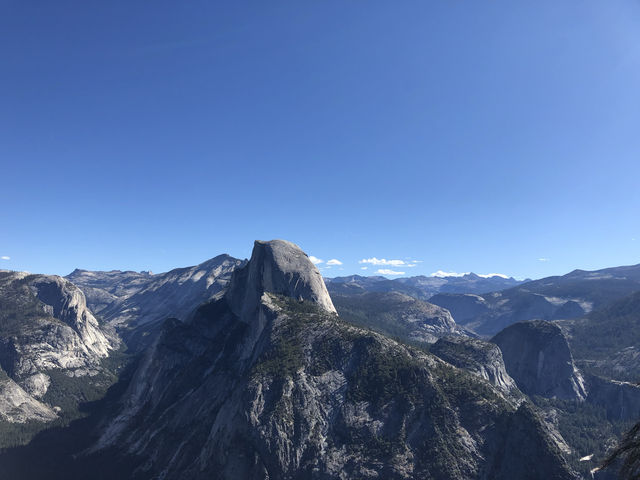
[431,336,520,396]
[491,320,587,401]
[71,255,245,334]
[0,373,57,423]
[0,271,116,427]
[226,239,336,319]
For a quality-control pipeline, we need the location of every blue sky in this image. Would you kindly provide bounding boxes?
[1,0,639,280]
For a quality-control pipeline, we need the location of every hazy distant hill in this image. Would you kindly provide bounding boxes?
[325,272,525,300]
[429,263,640,336]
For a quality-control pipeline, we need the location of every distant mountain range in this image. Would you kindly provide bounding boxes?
[429,263,640,336]
[325,272,526,299]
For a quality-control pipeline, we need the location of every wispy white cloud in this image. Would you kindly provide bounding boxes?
[309,256,324,265]
[361,267,368,270]
[327,259,343,266]
[1,256,9,261]
[360,257,407,266]
[376,269,405,275]
[477,273,509,279]
[538,258,550,262]
[431,270,469,278]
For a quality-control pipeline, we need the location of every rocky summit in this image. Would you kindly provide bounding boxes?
[227,239,337,318]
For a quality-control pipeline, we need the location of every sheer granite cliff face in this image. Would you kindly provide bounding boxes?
[0,273,115,378]
[86,241,577,480]
[430,336,520,397]
[491,320,587,401]
[226,240,336,319]
[584,374,640,422]
[0,368,57,423]
[0,272,116,426]
[28,276,114,359]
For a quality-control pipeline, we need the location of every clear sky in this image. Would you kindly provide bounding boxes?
[2,0,639,280]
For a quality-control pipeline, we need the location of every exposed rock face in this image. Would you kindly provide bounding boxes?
[0,272,114,379]
[491,320,587,401]
[431,336,519,396]
[0,271,115,426]
[0,372,57,423]
[29,276,113,359]
[21,373,51,399]
[84,240,577,480]
[428,293,491,325]
[227,240,336,318]
[66,269,153,314]
[560,290,640,383]
[332,291,463,344]
[70,255,245,331]
[584,374,640,421]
